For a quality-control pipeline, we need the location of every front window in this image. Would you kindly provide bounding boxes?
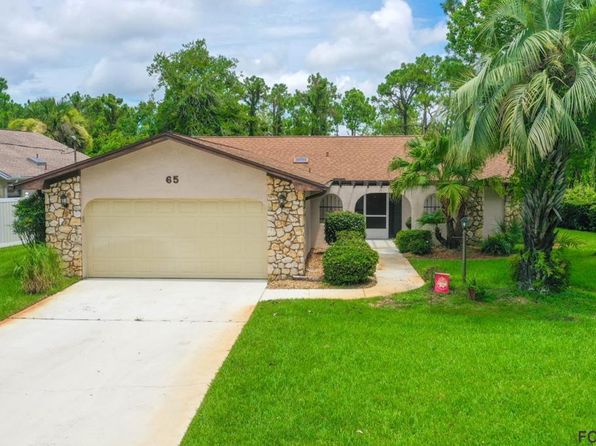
[319,194,343,223]
[423,194,441,213]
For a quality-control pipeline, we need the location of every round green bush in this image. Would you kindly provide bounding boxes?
[336,230,365,243]
[323,239,379,285]
[324,211,366,244]
[395,230,432,255]
[481,233,514,256]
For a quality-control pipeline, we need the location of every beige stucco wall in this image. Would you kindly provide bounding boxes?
[304,194,323,253]
[81,140,268,209]
[0,179,6,198]
[483,187,505,238]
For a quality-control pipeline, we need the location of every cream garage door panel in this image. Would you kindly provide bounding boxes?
[85,199,267,278]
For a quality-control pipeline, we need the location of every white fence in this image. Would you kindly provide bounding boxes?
[0,198,22,248]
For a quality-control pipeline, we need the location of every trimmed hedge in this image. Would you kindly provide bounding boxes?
[336,230,365,243]
[395,230,432,255]
[560,202,596,231]
[559,185,596,231]
[323,238,379,285]
[324,211,366,244]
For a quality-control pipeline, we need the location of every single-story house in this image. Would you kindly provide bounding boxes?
[0,129,88,197]
[17,132,515,280]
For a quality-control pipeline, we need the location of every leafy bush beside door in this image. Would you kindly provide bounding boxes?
[324,211,366,244]
[395,230,432,255]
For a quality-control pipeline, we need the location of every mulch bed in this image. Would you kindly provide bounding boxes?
[267,249,376,289]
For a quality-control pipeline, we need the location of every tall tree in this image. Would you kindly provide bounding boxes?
[268,83,290,135]
[299,73,339,135]
[341,88,376,135]
[376,54,438,135]
[242,76,269,136]
[148,39,245,136]
[442,0,517,62]
[0,78,21,128]
[450,0,596,290]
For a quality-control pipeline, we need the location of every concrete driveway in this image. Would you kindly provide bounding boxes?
[0,279,266,446]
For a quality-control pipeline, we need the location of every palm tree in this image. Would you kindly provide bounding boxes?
[390,133,503,248]
[450,0,596,290]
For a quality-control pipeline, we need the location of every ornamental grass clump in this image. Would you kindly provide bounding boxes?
[14,245,63,294]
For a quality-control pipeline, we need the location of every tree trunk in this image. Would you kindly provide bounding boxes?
[517,147,568,290]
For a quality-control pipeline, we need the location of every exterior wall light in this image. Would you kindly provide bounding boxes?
[60,193,69,208]
[279,193,287,208]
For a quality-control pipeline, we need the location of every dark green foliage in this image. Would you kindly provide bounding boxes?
[396,230,432,255]
[324,211,366,244]
[148,39,245,136]
[481,233,514,256]
[13,245,63,294]
[467,276,488,301]
[341,88,375,135]
[13,192,46,245]
[559,186,596,232]
[417,211,445,226]
[511,251,570,293]
[323,238,379,285]
[481,218,523,255]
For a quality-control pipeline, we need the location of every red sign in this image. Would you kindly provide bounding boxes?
[434,273,450,294]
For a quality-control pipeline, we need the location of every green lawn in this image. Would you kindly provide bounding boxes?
[0,245,77,320]
[182,229,596,445]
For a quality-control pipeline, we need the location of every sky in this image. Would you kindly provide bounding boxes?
[1,0,448,104]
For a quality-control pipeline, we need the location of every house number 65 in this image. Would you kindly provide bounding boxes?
[165,175,179,184]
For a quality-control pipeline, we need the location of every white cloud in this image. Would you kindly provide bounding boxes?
[262,70,310,92]
[307,0,446,72]
[2,0,446,103]
[84,57,156,98]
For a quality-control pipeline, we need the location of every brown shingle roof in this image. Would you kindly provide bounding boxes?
[199,135,512,182]
[16,133,512,190]
[0,129,88,179]
[15,133,328,190]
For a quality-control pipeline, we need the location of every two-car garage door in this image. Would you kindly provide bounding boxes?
[84,199,267,279]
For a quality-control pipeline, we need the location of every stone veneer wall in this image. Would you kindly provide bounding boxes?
[267,175,306,279]
[45,176,83,277]
[504,192,521,225]
[466,188,484,243]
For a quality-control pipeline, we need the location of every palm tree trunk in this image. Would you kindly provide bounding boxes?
[518,147,568,290]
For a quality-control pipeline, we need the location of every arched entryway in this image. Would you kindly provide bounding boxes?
[354,193,402,239]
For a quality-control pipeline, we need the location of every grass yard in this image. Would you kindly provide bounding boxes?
[0,245,77,321]
[182,229,596,445]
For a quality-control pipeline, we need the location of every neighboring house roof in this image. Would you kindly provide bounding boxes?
[200,135,512,182]
[0,129,88,180]
[16,132,512,191]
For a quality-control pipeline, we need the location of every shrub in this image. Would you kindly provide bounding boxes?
[14,245,63,294]
[510,250,570,293]
[481,233,515,256]
[395,230,432,255]
[323,239,379,285]
[324,211,366,244]
[559,185,596,231]
[13,192,46,245]
[336,230,365,242]
[467,277,488,301]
